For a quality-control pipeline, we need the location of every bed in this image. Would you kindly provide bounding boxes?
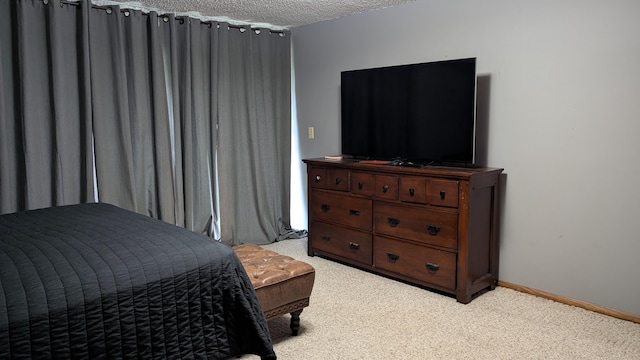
[0,203,276,359]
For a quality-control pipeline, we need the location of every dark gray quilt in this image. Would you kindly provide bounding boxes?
[0,203,276,359]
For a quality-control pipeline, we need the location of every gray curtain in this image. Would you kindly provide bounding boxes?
[167,16,218,235]
[217,27,292,245]
[89,5,138,212]
[88,7,181,225]
[0,0,94,214]
[1,0,292,245]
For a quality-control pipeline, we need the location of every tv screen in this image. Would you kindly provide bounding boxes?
[340,57,477,166]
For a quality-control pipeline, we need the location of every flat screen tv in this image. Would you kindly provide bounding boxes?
[340,57,477,166]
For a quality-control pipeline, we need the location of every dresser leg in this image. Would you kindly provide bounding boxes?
[456,292,472,304]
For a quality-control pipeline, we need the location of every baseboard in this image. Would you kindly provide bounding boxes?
[497,280,640,324]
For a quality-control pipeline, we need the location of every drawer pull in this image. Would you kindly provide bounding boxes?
[335,177,342,185]
[387,253,399,261]
[349,209,360,216]
[315,175,321,182]
[358,181,364,189]
[426,262,440,272]
[349,242,360,250]
[387,217,399,227]
[321,204,331,212]
[382,184,389,193]
[427,224,441,235]
[321,235,331,241]
[440,191,446,200]
[409,188,415,196]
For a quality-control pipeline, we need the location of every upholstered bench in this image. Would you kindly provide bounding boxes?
[233,244,315,336]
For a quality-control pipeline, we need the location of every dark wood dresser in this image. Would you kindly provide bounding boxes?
[303,158,503,303]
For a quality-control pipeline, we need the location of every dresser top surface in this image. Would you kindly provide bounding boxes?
[303,158,503,179]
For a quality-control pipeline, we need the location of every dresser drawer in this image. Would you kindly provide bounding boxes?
[310,191,372,230]
[309,167,327,189]
[374,236,456,290]
[351,172,375,196]
[399,176,427,204]
[428,179,459,207]
[375,175,398,200]
[374,202,457,249]
[310,221,372,265]
[327,168,350,191]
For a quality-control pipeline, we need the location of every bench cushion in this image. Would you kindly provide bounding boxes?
[234,244,315,319]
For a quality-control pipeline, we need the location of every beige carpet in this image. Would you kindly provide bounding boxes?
[240,238,640,359]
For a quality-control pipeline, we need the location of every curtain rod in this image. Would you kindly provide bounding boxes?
[47,1,288,35]
[90,0,289,31]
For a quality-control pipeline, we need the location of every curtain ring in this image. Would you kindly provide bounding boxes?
[124,10,130,17]
[163,16,169,23]
[43,0,49,5]
[254,29,261,35]
[106,7,113,15]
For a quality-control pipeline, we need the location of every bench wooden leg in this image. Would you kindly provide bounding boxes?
[290,309,303,336]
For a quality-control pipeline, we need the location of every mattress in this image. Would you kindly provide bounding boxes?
[0,203,275,359]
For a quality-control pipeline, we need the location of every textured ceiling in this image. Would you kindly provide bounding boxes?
[98,0,415,29]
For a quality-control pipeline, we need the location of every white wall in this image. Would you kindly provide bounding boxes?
[292,0,640,315]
